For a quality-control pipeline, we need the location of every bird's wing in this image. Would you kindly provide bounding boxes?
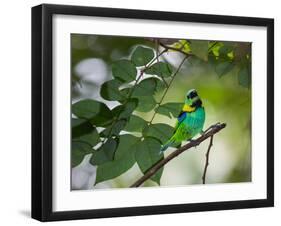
[174,111,187,133]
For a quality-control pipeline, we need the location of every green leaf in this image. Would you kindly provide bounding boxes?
[145,62,173,77]
[155,78,166,93]
[190,40,209,61]
[112,99,138,119]
[135,137,164,184]
[72,118,93,138]
[157,103,182,118]
[72,99,112,127]
[74,131,100,147]
[90,138,118,165]
[131,46,154,66]
[100,79,125,101]
[101,119,127,137]
[72,118,100,147]
[124,115,147,132]
[133,78,157,96]
[219,44,234,56]
[115,134,140,159]
[135,96,156,112]
[95,135,140,184]
[172,40,191,54]
[238,66,251,88]
[143,123,174,144]
[208,41,222,57]
[72,141,93,167]
[112,60,137,82]
[215,61,235,77]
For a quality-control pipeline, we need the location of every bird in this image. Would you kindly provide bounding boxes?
[160,89,205,153]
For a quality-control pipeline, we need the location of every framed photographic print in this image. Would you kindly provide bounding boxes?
[31,4,274,221]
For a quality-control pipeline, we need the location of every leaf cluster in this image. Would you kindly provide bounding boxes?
[72,46,181,185]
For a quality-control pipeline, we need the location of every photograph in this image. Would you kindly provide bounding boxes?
[71,34,252,190]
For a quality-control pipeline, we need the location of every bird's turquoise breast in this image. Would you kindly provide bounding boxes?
[174,107,205,142]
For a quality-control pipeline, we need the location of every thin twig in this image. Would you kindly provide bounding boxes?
[130,123,226,187]
[148,55,188,125]
[208,41,218,52]
[202,135,214,184]
[159,42,193,57]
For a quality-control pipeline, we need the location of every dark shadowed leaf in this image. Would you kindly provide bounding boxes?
[215,61,235,77]
[112,60,137,82]
[124,115,147,132]
[238,66,251,88]
[143,123,174,144]
[72,119,100,146]
[100,79,125,101]
[72,118,93,138]
[145,62,173,77]
[90,138,118,165]
[190,40,209,61]
[72,99,112,127]
[101,119,127,137]
[112,99,138,119]
[72,141,93,167]
[135,137,164,184]
[95,135,140,184]
[131,46,154,66]
[157,103,182,118]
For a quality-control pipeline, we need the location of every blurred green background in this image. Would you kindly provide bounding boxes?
[71,34,251,189]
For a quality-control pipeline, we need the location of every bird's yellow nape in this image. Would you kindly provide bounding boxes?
[182,104,195,112]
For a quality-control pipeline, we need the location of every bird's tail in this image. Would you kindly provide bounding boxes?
[159,138,175,154]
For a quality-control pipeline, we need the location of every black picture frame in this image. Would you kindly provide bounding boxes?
[32,3,274,222]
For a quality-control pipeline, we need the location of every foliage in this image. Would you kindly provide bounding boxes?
[71,38,251,187]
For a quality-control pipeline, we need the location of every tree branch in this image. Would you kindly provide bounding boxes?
[130,122,226,188]
[202,135,214,184]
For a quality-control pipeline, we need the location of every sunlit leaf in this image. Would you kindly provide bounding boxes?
[112,60,137,82]
[190,40,209,61]
[172,40,191,54]
[131,46,154,66]
[135,137,164,184]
